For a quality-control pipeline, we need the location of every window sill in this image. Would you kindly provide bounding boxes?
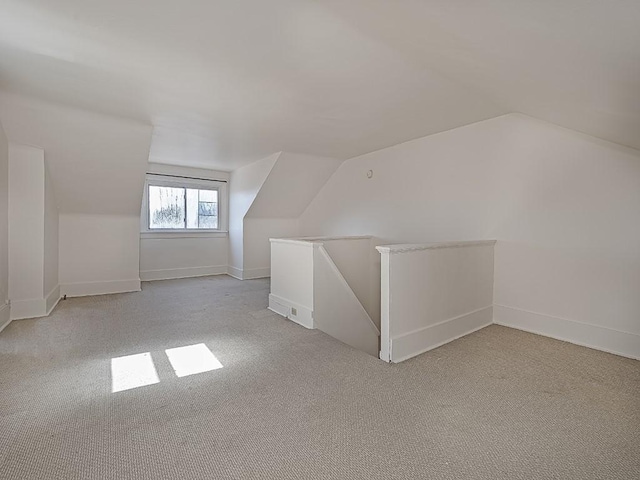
[140,231,229,240]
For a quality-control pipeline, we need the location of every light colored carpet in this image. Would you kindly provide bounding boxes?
[0,275,638,479]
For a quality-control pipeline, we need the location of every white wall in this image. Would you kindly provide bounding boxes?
[243,218,299,278]
[269,239,315,328]
[228,153,280,278]
[319,237,380,327]
[139,163,230,281]
[0,94,152,299]
[490,117,640,358]
[0,120,9,329]
[268,236,380,355]
[8,144,45,318]
[313,245,380,357]
[140,235,228,281]
[378,241,495,363]
[228,152,341,279]
[43,161,59,311]
[6,143,60,319]
[242,152,342,276]
[300,114,640,358]
[299,116,509,242]
[59,214,141,297]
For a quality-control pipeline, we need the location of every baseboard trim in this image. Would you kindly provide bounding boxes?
[242,267,270,280]
[268,294,314,329]
[226,267,271,281]
[9,297,47,320]
[60,279,141,298]
[45,284,61,315]
[0,303,11,333]
[140,265,227,281]
[7,285,61,321]
[227,266,243,280]
[390,306,493,363]
[494,304,640,361]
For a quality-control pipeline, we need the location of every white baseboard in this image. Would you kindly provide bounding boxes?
[243,267,270,280]
[268,294,314,329]
[7,285,61,321]
[494,304,640,361]
[390,306,493,363]
[45,284,61,315]
[60,279,141,298]
[227,266,271,280]
[0,303,11,333]
[140,265,227,281]
[227,266,243,280]
[10,298,47,320]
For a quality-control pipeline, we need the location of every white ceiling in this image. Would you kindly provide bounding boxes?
[0,0,638,170]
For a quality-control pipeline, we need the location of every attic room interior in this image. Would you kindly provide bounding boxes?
[0,1,638,479]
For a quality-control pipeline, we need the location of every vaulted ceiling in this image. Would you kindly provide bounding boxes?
[0,0,638,170]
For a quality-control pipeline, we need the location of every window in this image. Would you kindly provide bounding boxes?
[141,174,227,233]
[148,185,218,229]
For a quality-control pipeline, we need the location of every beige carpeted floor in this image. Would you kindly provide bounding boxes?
[0,275,638,479]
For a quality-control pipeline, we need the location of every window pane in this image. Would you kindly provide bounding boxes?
[198,213,218,229]
[149,186,185,229]
[199,189,217,203]
[198,189,218,229]
[186,189,199,229]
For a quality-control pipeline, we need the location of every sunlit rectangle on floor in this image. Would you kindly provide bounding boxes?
[165,343,223,377]
[111,352,160,393]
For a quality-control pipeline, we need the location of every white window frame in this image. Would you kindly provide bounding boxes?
[140,174,228,237]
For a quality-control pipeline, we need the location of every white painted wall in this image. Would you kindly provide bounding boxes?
[139,163,229,281]
[0,93,153,215]
[43,161,59,311]
[6,143,60,319]
[269,237,379,355]
[243,218,299,278]
[299,116,509,242]
[0,94,153,299]
[59,214,141,297]
[300,114,640,358]
[314,245,379,357]
[490,117,640,359]
[0,120,9,329]
[269,239,316,328]
[315,237,380,327]
[378,242,495,363]
[228,153,280,278]
[241,153,341,276]
[8,144,45,318]
[145,163,231,184]
[140,235,228,281]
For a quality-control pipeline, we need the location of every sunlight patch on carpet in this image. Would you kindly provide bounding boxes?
[165,343,223,377]
[111,352,160,392]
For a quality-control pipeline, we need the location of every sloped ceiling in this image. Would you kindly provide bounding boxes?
[321,0,640,153]
[0,0,638,172]
[0,93,152,214]
[246,152,342,219]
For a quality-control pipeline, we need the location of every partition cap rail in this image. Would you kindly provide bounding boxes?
[270,236,372,246]
[376,240,496,255]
